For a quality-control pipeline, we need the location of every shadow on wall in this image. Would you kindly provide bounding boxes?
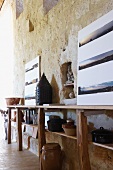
[43,0,59,14]
[51,75,60,103]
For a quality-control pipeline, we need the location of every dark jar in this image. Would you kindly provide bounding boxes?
[41,143,62,170]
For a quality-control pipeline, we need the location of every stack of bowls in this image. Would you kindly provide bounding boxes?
[62,119,76,136]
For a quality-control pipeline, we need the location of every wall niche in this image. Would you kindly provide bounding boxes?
[61,62,75,103]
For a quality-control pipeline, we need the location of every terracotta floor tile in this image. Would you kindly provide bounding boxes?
[0,140,39,170]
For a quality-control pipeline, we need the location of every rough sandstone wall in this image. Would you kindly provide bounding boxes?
[13,1,113,169]
[12,0,113,101]
[1,0,113,169]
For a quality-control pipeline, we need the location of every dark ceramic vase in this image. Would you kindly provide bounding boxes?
[35,73,52,105]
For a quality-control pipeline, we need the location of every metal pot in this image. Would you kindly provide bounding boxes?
[47,119,66,132]
[91,127,113,144]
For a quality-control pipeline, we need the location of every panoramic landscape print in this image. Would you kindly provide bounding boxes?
[77,10,113,105]
[79,20,113,47]
[79,50,113,70]
[78,81,113,95]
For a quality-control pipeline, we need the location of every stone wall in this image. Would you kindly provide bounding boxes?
[1,0,113,169]
[12,0,113,101]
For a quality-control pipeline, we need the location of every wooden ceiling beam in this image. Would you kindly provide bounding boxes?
[0,0,5,11]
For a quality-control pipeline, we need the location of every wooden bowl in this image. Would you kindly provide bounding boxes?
[5,97,20,106]
[62,124,76,136]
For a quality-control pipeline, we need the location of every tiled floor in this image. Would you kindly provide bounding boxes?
[0,140,40,170]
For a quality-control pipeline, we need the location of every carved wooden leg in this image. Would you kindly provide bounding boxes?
[16,108,22,151]
[8,108,11,144]
[77,110,91,170]
[38,108,46,170]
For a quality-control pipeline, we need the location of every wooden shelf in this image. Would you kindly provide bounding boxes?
[22,122,38,128]
[88,134,113,150]
[7,104,113,111]
[44,108,61,112]
[90,141,113,150]
[7,104,113,170]
[45,129,77,140]
[47,130,113,150]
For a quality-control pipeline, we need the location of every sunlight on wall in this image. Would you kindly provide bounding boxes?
[0,4,14,109]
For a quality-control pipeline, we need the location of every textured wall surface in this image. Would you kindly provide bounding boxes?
[1,0,113,169]
[16,0,23,18]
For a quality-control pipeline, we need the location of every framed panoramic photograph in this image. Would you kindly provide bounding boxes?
[25,56,41,105]
[77,10,113,105]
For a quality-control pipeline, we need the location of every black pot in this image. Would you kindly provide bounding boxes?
[47,119,66,132]
[91,127,113,144]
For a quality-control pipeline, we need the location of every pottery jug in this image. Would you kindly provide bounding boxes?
[41,143,62,170]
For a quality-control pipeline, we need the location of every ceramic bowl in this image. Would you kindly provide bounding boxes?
[5,97,20,106]
[62,124,76,136]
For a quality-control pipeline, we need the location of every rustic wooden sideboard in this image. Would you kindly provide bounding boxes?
[7,105,113,170]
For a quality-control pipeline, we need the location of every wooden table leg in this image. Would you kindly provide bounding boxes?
[77,110,91,170]
[38,108,46,170]
[8,108,11,144]
[16,108,22,151]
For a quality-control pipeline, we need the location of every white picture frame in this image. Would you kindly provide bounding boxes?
[25,56,41,105]
[77,10,113,105]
